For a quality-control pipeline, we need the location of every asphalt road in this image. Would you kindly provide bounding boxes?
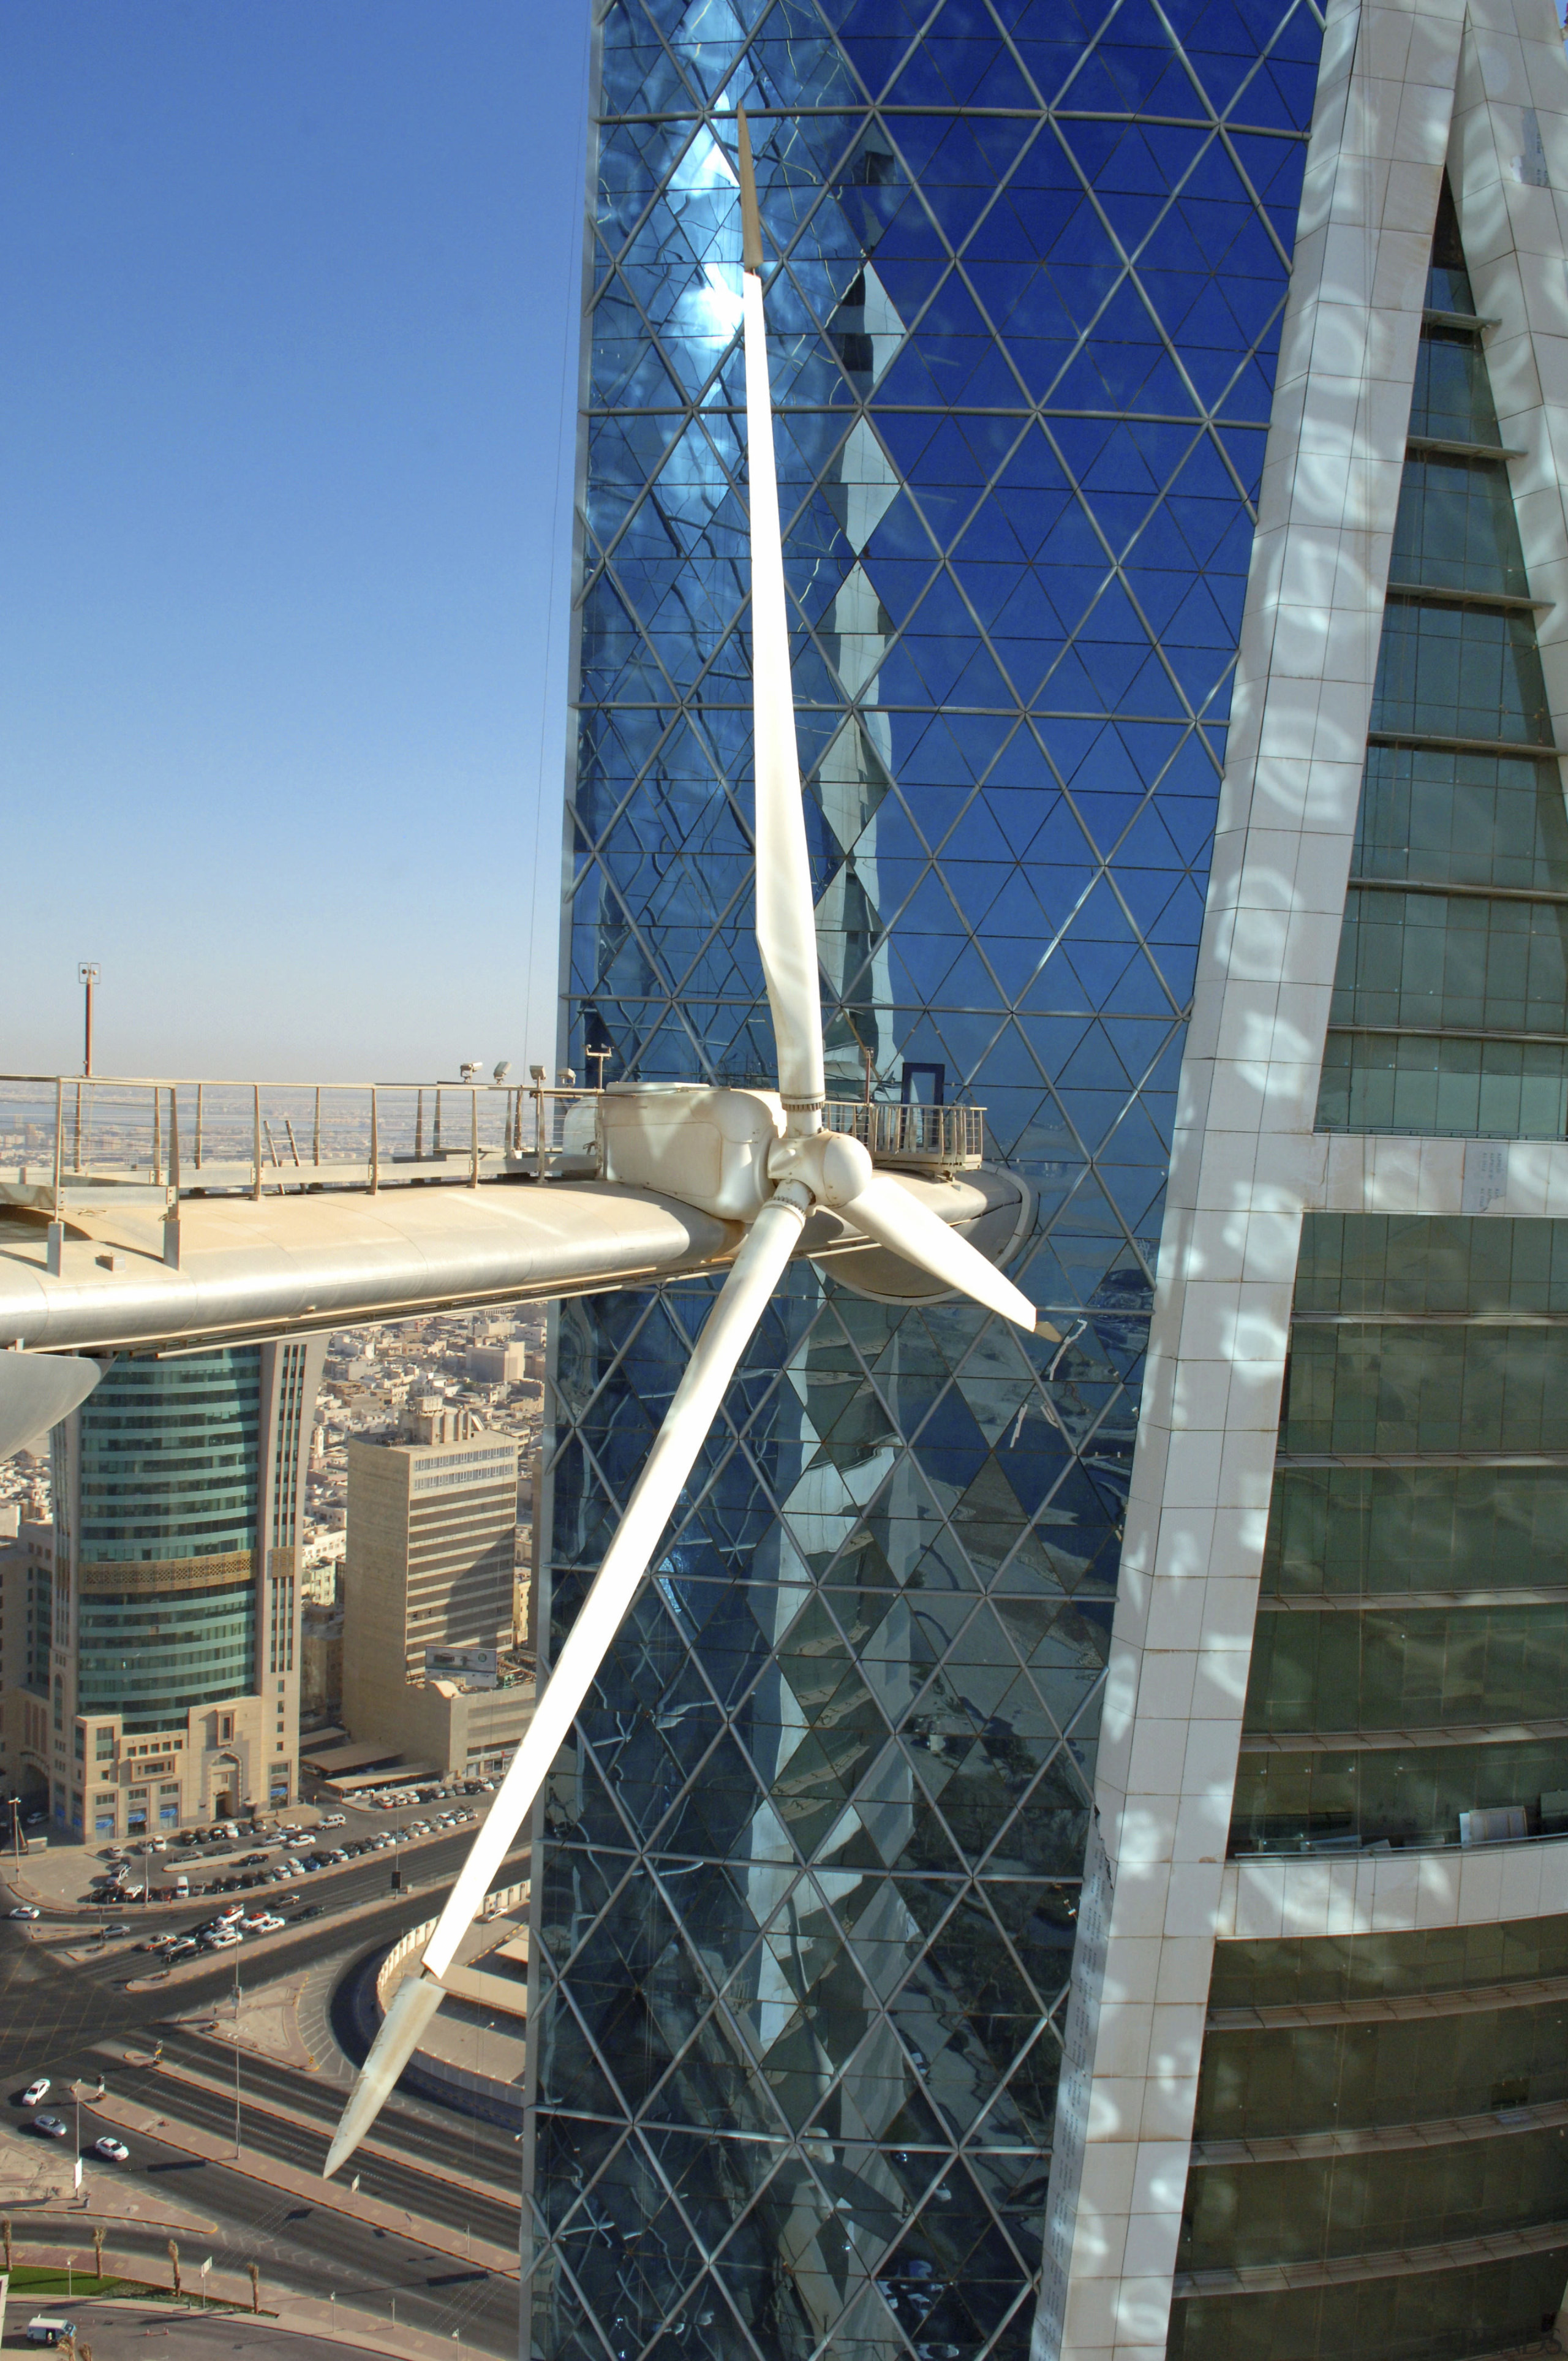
[0,1823,529,2082]
[0,1830,530,2352]
[91,2053,519,2249]
[147,2028,521,2205]
[2,2187,517,2354]
[2,2306,391,2357]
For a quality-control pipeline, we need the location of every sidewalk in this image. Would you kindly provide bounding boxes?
[0,2167,217,2242]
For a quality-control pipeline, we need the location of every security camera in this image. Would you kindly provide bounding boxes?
[492,1060,511,1085]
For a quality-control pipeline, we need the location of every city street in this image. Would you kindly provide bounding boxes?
[2,2312,398,2359]
[0,1829,529,2352]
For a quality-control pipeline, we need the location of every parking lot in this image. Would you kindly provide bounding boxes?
[2,1772,505,1936]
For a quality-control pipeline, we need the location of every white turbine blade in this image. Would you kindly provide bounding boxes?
[0,1351,102,1458]
[837,1173,1037,1331]
[322,1970,445,2180]
[738,109,824,1118]
[323,1190,809,2177]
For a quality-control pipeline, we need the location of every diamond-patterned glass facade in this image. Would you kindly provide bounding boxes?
[528,4,1327,2354]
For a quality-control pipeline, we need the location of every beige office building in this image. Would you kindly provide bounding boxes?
[342,1406,527,1777]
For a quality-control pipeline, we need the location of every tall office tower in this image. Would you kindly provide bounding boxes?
[341,1411,526,1779]
[22,1337,323,1839]
[0,1513,53,1798]
[530,5,1568,2361]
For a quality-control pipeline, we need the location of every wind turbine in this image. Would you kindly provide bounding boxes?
[320,111,1039,2178]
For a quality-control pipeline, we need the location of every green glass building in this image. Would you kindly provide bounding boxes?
[31,1335,322,1839]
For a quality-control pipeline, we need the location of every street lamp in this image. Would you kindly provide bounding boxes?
[233,1958,241,2156]
[77,965,100,1079]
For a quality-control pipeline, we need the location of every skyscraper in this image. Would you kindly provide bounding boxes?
[23,1337,323,1837]
[528,4,1568,2359]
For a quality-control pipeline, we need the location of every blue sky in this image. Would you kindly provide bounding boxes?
[1,2,588,1078]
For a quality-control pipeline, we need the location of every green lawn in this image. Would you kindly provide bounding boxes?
[2,2259,269,2314]
[6,2267,138,2297]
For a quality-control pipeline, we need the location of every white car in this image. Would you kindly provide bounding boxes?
[214,1903,245,1925]
[203,1928,242,1949]
[20,2077,50,2106]
[253,1912,285,1932]
[319,1813,347,1828]
[8,1904,40,1921]
[91,2135,129,2163]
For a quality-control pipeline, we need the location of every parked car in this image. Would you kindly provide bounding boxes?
[21,2078,50,2106]
[91,2134,129,2162]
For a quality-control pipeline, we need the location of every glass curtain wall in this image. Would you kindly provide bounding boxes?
[72,1350,260,1734]
[1168,1916,1568,2361]
[539,4,1325,2356]
[1231,1215,1568,1851]
[1318,177,1568,1136]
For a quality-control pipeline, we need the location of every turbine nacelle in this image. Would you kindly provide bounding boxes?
[597,1082,883,1220]
[597,1082,784,1222]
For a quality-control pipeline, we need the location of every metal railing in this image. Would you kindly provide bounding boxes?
[0,1075,603,1219]
[824,1097,986,1174]
[0,1075,988,1223]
